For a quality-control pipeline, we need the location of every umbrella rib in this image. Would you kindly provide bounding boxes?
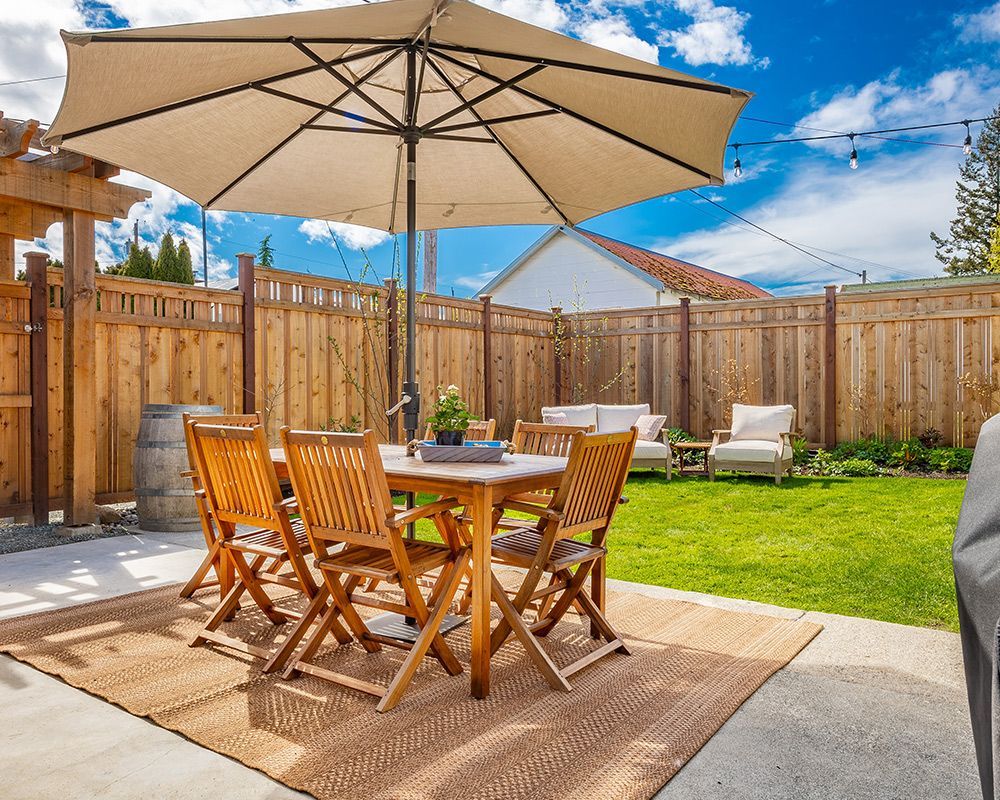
[205,47,405,209]
[289,39,404,129]
[250,84,400,132]
[428,42,741,95]
[430,49,719,183]
[424,56,571,226]
[87,35,412,46]
[428,108,560,135]
[53,44,398,143]
[419,63,546,131]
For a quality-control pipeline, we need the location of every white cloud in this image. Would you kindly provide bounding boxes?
[576,15,659,63]
[654,148,966,296]
[794,67,999,153]
[298,218,390,251]
[472,0,570,32]
[955,1,1000,43]
[659,0,768,68]
[455,269,500,291]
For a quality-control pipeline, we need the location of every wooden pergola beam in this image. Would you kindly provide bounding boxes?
[0,157,148,218]
[0,115,40,158]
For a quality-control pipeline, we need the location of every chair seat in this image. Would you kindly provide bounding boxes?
[316,540,454,582]
[228,519,311,557]
[492,528,605,571]
[710,439,790,463]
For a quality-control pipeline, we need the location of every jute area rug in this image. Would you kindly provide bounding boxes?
[0,582,820,800]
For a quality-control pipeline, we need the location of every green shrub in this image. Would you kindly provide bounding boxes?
[828,457,884,477]
[927,447,974,474]
[832,436,894,466]
[665,427,696,444]
[889,438,929,471]
[791,434,811,466]
[918,428,943,448]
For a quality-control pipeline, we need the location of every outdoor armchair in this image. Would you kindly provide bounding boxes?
[708,404,796,485]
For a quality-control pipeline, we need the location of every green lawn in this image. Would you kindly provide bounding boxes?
[606,472,966,631]
[417,472,966,631]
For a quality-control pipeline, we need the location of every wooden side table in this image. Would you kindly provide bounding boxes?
[672,441,711,477]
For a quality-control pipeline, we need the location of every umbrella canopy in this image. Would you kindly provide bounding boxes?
[44,0,750,231]
[44,0,751,437]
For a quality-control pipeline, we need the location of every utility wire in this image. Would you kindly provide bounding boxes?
[686,189,863,280]
[731,115,997,149]
[0,75,65,87]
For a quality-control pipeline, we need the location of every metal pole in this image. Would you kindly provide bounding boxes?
[201,207,209,287]
[401,46,420,444]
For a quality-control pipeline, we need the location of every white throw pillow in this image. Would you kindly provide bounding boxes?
[730,404,794,441]
[596,403,649,432]
[635,414,667,441]
[540,404,597,427]
[542,411,569,425]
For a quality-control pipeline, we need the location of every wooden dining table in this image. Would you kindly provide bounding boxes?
[270,443,567,699]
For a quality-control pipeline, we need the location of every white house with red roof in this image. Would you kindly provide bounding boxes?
[479,225,769,311]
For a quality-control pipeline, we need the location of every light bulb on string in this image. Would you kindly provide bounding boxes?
[963,121,973,155]
[848,134,858,170]
[732,144,742,178]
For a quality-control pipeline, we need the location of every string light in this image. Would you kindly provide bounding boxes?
[732,144,742,178]
[963,120,973,155]
[848,133,858,170]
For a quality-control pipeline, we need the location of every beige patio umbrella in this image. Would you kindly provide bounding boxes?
[44,0,751,439]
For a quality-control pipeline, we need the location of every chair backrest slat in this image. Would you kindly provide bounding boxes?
[182,412,262,488]
[549,429,637,537]
[189,423,283,528]
[423,418,496,441]
[512,420,595,457]
[281,428,397,557]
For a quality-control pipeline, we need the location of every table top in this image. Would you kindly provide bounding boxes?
[270,444,567,487]
[671,440,711,451]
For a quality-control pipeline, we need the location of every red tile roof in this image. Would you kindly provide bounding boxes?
[577,229,771,301]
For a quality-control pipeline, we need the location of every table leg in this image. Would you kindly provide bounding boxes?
[470,483,493,699]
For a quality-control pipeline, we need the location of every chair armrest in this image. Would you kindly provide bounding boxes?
[498,499,565,522]
[385,497,463,529]
[180,469,197,479]
[711,429,731,446]
[273,496,298,513]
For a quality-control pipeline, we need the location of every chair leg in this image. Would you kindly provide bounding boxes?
[774,459,782,485]
[490,573,571,692]
[327,571,381,654]
[230,550,287,624]
[708,455,716,481]
[191,577,248,647]
[533,560,595,638]
[179,539,223,599]
[264,583,333,674]
[590,557,605,640]
[574,588,630,654]
[376,551,470,713]
[490,540,552,656]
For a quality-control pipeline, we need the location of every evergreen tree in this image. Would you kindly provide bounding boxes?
[990,211,1000,273]
[931,105,1000,275]
[177,239,196,284]
[257,234,275,268]
[153,231,181,282]
[121,242,153,279]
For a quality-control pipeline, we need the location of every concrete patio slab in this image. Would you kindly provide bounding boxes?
[0,532,980,800]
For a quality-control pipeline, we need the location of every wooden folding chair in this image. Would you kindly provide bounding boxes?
[275,428,471,712]
[179,412,263,601]
[488,428,637,691]
[187,422,320,663]
[423,418,497,441]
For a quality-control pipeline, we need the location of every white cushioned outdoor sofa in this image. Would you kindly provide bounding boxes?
[540,403,671,477]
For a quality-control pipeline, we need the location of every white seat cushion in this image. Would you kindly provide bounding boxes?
[711,439,791,463]
[541,403,597,427]
[632,439,670,460]
[596,403,649,432]
[730,404,795,441]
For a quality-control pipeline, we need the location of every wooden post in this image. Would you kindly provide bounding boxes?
[824,285,837,448]
[551,306,562,405]
[679,297,691,433]
[385,278,399,443]
[26,252,49,525]
[238,253,256,414]
[480,294,493,421]
[62,210,97,525]
[422,229,437,294]
[0,234,14,279]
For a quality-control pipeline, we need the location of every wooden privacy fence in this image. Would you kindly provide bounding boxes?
[2,260,1000,520]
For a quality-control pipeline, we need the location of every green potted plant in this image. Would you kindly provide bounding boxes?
[425,384,476,446]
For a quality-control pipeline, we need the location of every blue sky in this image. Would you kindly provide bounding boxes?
[2,0,999,296]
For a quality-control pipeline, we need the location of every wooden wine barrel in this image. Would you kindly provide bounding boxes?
[133,403,221,532]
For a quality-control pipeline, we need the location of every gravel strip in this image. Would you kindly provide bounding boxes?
[0,504,140,556]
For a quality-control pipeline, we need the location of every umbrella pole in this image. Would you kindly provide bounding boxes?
[403,48,420,546]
